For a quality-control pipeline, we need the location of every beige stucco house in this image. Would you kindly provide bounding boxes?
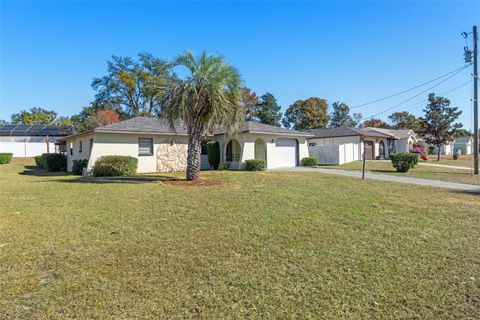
[58,117,312,174]
[307,127,419,165]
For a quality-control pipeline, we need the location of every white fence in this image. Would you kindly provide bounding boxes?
[309,141,360,165]
[0,136,58,157]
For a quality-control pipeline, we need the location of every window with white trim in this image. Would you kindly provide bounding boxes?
[138,138,153,156]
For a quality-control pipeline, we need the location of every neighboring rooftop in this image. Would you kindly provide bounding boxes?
[214,121,313,136]
[362,127,415,139]
[0,124,75,137]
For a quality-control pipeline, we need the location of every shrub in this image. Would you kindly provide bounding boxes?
[245,159,266,171]
[427,146,435,155]
[207,141,220,170]
[35,155,47,169]
[0,153,13,164]
[301,157,317,167]
[390,152,419,172]
[72,159,89,175]
[218,162,231,170]
[92,156,138,177]
[42,153,67,172]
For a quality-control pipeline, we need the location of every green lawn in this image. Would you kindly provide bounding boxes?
[1,158,479,319]
[328,160,480,185]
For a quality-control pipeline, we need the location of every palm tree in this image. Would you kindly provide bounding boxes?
[162,51,244,181]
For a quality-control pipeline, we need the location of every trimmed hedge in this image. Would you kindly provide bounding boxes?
[245,159,266,171]
[42,153,67,172]
[72,159,89,175]
[35,155,47,169]
[390,152,419,172]
[0,153,13,164]
[301,157,317,167]
[207,141,220,170]
[92,155,138,177]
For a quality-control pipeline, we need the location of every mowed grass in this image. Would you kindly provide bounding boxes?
[1,158,479,319]
[331,160,480,185]
[425,154,474,167]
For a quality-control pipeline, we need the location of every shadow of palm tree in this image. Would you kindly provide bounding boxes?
[56,175,179,184]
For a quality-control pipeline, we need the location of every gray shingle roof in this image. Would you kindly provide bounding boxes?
[61,117,312,139]
[308,127,395,139]
[95,117,187,135]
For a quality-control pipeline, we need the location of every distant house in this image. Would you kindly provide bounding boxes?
[454,136,473,155]
[0,124,75,157]
[307,127,419,165]
[428,141,455,156]
[57,117,312,173]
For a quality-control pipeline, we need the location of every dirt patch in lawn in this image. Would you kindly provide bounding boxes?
[164,178,225,187]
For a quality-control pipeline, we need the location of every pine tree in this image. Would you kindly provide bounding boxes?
[421,93,462,161]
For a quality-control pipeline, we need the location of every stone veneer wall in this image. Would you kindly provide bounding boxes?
[156,142,188,172]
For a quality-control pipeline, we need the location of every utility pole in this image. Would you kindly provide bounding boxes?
[465,26,479,174]
[473,25,478,175]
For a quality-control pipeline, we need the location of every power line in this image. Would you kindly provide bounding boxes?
[350,64,470,109]
[362,66,469,120]
[400,80,473,113]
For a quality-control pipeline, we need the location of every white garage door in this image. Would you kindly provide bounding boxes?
[274,139,297,168]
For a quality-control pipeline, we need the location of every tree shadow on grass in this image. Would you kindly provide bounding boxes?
[19,166,70,177]
[456,189,480,195]
[369,169,397,173]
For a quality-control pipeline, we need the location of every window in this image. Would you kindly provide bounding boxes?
[138,138,153,156]
[79,140,83,153]
[309,142,317,147]
[69,142,73,155]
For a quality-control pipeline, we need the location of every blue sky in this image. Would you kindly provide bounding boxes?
[1,1,478,128]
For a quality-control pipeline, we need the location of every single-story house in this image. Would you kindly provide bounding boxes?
[361,127,419,153]
[428,141,455,156]
[0,124,75,157]
[307,127,419,165]
[453,136,473,155]
[57,117,312,173]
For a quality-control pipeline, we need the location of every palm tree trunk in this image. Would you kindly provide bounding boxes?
[186,134,201,181]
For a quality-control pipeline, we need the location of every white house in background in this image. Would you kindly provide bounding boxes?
[453,136,474,155]
[0,124,75,157]
[307,127,419,165]
[57,117,312,173]
[429,141,455,156]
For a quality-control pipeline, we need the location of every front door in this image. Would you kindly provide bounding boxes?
[364,141,374,160]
